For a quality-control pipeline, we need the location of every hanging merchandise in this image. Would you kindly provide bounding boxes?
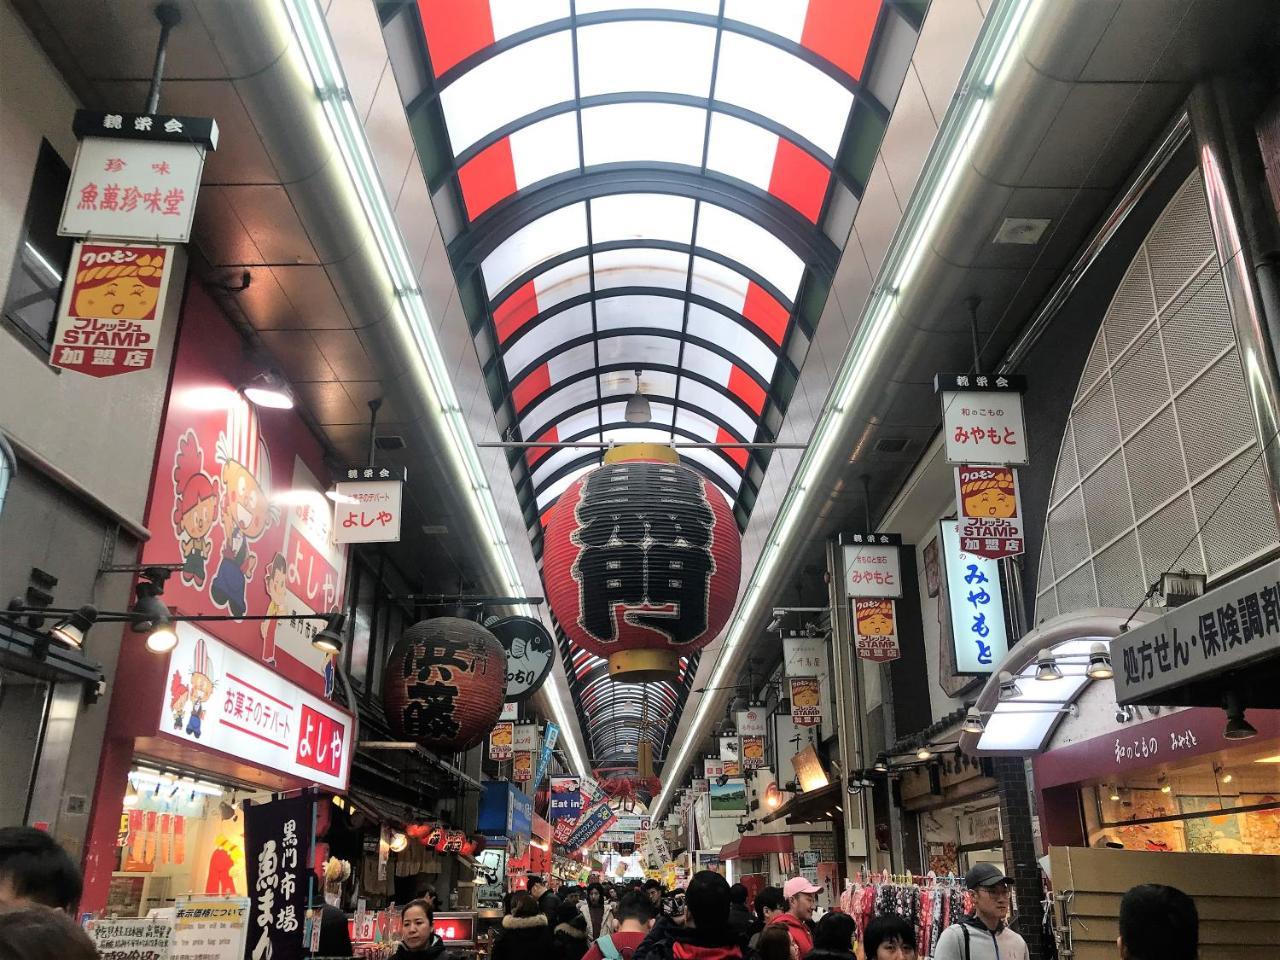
[953,464,1025,559]
[853,599,901,663]
[844,872,973,960]
[383,617,508,751]
[543,444,741,683]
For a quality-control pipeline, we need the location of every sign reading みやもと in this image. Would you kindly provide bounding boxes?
[936,373,1028,465]
[940,520,1008,674]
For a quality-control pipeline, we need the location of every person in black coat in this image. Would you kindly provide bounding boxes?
[806,911,859,960]
[727,883,756,941]
[554,900,592,960]
[393,899,457,959]
[491,893,555,960]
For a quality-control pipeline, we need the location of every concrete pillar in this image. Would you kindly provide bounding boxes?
[993,757,1044,960]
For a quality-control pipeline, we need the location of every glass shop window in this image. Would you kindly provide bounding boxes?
[349,563,375,687]
[3,141,73,355]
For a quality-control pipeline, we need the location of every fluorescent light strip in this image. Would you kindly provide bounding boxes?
[653,0,1033,819]
[280,0,588,777]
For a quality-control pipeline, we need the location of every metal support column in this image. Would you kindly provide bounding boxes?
[825,539,869,868]
[1190,80,1280,527]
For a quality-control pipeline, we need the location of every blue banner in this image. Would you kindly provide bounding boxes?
[565,801,617,852]
[533,721,559,788]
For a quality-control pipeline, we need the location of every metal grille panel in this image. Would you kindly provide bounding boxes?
[1034,169,1279,624]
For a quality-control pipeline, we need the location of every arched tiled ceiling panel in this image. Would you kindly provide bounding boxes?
[400,0,918,771]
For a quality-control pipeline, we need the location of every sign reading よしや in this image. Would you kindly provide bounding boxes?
[51,241,173,377]
[159,622,353,790]
[333,466,405,544]
[936,373,1028,466]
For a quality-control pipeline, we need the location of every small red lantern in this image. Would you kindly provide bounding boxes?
[382,617,507,752]
[544,444,741,682]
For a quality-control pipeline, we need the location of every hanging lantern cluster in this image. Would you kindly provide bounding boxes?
[544,444,741,682]
[382,617,507,751]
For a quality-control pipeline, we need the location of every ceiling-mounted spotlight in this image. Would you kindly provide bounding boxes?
[998,670,1022,701]
[1158,773,1171,794]
[962,708,985,735]
[242,369,295,410]
[1034,647,1063,681]
[132,572,178,653]
[915,743,933,761]
[1224,691,1257,741]
[1107,784,1121,802]
[389,831,408,853]
[1086,641,1114,680]
[312,613,346,655]
[50,604,97,649]
[873,754,889,773]
[1213,762,1233,785]
[624,369,651,424]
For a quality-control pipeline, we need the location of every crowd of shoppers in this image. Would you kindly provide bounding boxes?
[0,827,1204,960]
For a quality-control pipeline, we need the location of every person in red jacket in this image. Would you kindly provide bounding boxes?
[768,878,820,956]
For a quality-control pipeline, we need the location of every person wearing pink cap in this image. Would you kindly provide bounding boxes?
[768,878,819,956]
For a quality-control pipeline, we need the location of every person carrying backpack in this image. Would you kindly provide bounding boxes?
[584,892,655,960]
[932,864,1029,960]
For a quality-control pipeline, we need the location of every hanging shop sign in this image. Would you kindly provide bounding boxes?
[512,723,538,782]
[478,781,533,842]
[550,777,582,825]
[737,706,767,736]
[566,802,618,852]
[840,532,903,599]
[789,677,821,726]
[91,917,173,960]
[853,598,901,662]
[172,897,250,960]
[383,617,507,752]
[692,778,709,794]
[543,446,741,682]
[488,616,555,701]
[159,623,353,790]
[50,240,174,377]
[791,745,830,793]
[489,721,514,761]
[704,757,725,780]
[741,736,766,770]
[940,520,1009,674]
[533,721,560,787]
[60,110,218,244]
[333,466,405,544]
[499,700,519,722]
[954,464,1025,559]
[243,794,312,960]
[1111,558,1280,705]
[935,373,1029,465]
[719,736,739,763]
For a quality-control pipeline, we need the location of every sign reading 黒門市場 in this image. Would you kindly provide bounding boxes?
[940,520,1009,674]
[935,373,1028,466]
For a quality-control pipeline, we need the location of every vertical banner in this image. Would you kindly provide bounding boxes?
[954,464,1025,559]
[737,707,768,770]
[740,736,766,770]
[489,722,514,761]
[853,598,901,662]
[703,757,724,779]
[549,776,582,844]
[243,795,312,960]
[512,724,538,782]
[789,677,821,725]
[533,721,560,788]
[719,736,740,777]
[940,520,1009,673]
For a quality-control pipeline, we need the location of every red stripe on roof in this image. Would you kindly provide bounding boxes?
[458,135,518,221]
[742,283,789,346]
[801,0,880,81]
[728,366,766,414]
[416,0,495,77]
[512,363,551,412]
[768,138,829,224]
[493,281,540,343]
[526,426,558,468]
[717,428,748,469]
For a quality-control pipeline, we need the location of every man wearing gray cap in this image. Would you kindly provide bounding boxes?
[932,863,1028,960]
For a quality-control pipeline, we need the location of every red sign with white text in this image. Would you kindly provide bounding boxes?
[295,704,347,780]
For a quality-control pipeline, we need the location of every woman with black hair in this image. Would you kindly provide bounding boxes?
[555,900,592,960]
[580,881,616,938]
[392,899,456,959]
[492,893,555,960]
[806,911,858,960]
[862,914,917,960]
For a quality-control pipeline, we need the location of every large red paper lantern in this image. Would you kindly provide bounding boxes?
[382,617,507,751]
[544,444,740,682]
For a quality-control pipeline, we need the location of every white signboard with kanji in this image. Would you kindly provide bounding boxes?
[937,374,1029,465]
[333,470,404,544]
[159,622,354,790]
[940,520,1009,674]
[60,135,205,243]
[843,534,903,598]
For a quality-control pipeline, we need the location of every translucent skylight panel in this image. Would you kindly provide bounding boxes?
[590,194,696,246]
[714,32,853,155]
[592,248,690,290]
[681,446,742,490]
[547,342,598,381]
[689,256,749,311]
[502,303,593,377]
[601,426,677,446]
[530,256,592,310]
[642,401,677,428]
[581,102,707,168]
[597,334,681,370]
[522,376,599,434]
[510,112,581,187]
[577,21,716,98]
[679,342,733,387]
[595,295,685,332]
[532,445,593,490]
[680,378,756,438]
[686,305,776,381]
[696,203,805,298]
[578,0,718,13]
[601,369,678,404]
[705,112,777,190]
[536,463,594,510]
[439,31,576,155]
[722,0,806,40]
[489,0,570,39]
[482,202,587,294]
[675,409,720,441]
[557,409,602,440]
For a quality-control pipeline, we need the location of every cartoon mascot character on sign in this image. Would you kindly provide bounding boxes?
[171,429,220,588]
[209,397,277,618]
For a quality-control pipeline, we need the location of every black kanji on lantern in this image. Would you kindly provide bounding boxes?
[570,461,716,645]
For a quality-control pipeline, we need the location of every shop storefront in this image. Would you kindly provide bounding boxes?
[898,751,1003,878]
